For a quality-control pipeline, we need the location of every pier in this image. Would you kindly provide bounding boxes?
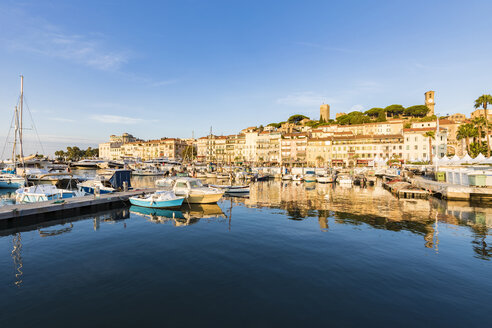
[410,177,492,201]
[0,189,155,224]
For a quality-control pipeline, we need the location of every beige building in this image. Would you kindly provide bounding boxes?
[281,133,309,165]
[471,108,492,121]
[403,127,447,161]
[120,138,187,161]
[306,138,332,166]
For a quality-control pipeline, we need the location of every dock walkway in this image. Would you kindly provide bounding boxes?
[0,189,156,222]
[410,177,492,201]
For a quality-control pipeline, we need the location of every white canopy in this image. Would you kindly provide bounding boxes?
[473,153,487,163]
[448,154,461,164]
[439,156,450,165]
[485,156,492,164]
[459,154,473,164]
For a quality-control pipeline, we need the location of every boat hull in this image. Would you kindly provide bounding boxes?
[129,196,184,208]
[79,186,113,195]
[0,179,25,189]
[185,192,224,204]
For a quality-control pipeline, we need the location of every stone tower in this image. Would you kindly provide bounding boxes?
[425,91,435,116]
[320,104,330,122]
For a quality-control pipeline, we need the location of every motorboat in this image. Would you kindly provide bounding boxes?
[72,159,105,169]
[0,174,26,189]
[129,190,185,209]
[303,171,317,182]
[208,184,250,194]
[15,185,86,203]
[196,172,208,178]
[173,177,224,204]
[281,174,293,180]
[132,167,164,176]
[216,173,231,180]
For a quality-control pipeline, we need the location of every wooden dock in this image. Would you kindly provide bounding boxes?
[0,189,155,225]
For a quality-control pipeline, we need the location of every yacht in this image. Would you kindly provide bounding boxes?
[16,185,86,203]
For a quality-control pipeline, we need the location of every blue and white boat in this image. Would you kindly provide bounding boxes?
[0,174,26,189]
[304,171,317,182]
[129,190,185,209]
[15,184,86,203]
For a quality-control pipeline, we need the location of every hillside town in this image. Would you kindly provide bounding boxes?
[98,91,492,167]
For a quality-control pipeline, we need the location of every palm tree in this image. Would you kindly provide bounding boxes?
[456,123,478,155]
[424,131,435,164]
[472,116,486,149]
[474,94,492,112]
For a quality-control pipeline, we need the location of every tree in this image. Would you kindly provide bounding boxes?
[336,111,371,125]
[384,104,404,117]
[315,156,324,167]
[404,105,430,117]
[364,107,384,118]
[54,150,65,161]
[424,131,435,164]
[456,123,478,155]
[267,122,282,129]
[287,114,309,124]
[472,116,487,151]
[474,94,492,111]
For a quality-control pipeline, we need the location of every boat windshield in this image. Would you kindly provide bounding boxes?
[189,180,203,188]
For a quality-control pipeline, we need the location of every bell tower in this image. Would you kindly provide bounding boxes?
[425,91,435,116]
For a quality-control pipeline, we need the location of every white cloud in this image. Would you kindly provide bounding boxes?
[90,115,143,124]
[277,91,335,107]
[0,6,128,71]
[350,104,365,112]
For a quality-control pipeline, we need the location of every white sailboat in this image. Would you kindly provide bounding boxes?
[0,76,27,189]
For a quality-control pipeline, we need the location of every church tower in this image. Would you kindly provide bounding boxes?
[425,91,435,116]
[320,104,330,122]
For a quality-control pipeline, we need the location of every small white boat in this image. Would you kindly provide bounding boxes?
[216,173,231,180]
[196,172,208,178]
[209,184,250,194]
[173,178,224,204]
[281,174,293,180]
[316,175,334,183]
[337,176,353,185]
[16,185,86,203]
[129,190,185,208]
[205,172,217,178]
[132,167,164,176]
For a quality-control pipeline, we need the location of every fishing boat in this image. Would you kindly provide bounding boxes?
[303,171,317,182]
[15,185,86,203]
[209,184,250,194]
[129,190,185,208]
[173,177,224,204]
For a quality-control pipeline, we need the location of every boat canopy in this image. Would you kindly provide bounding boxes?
[109,170,132,189]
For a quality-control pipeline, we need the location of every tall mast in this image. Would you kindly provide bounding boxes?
[19,75,25,168]
[12,106,19,166]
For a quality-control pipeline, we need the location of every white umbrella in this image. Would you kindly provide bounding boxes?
[484,156,492,164]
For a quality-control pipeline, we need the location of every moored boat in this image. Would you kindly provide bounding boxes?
[316,175,334,183]
[173,177,224,204]
[304,171,317,182]
[15,185,85,203]
[209,184,250,194]
[129,190,185,208]
[0,174,26,189]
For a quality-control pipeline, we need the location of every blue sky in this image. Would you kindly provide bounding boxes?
[1,0,491,156]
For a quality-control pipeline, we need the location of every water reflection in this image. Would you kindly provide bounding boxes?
[130,203,226,226]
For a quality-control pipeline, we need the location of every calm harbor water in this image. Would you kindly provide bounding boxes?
[1,177,491,327]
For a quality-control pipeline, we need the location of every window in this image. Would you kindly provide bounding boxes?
[414,145,418,150]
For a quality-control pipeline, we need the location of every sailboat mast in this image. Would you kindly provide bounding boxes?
[19,75,25,168]
[12,106,18,166]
